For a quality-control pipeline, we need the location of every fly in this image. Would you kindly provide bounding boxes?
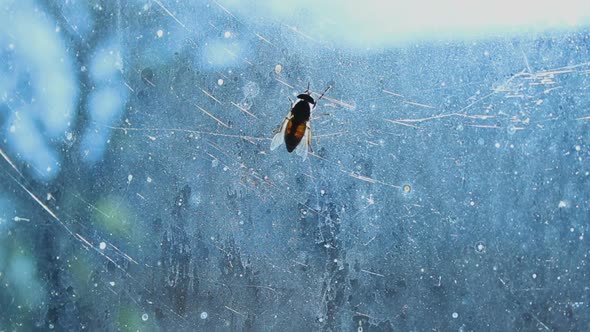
[270,84,331,160]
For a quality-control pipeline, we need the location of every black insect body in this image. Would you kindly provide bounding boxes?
[270,85,331,160]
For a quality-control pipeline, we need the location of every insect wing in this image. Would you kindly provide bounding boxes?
[270,114,289,151]
[294,127,309,160]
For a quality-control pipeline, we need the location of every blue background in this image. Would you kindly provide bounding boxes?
[1,0,590,331]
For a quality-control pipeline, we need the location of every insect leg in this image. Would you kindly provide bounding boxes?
[272,114,290,134]
[311,113,331,120]
[307,122,313,153]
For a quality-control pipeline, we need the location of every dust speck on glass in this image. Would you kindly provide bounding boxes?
[1,0,590,331]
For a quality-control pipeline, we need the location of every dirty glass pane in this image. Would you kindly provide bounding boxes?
[1,0,590,330]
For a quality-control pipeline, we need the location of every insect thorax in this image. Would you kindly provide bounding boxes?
[291,100,312,122]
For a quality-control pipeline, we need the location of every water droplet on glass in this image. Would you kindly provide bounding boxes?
[474,241,486,254]
[242,81,260,99]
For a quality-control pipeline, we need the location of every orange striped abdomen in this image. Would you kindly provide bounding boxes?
[284,120,306,152]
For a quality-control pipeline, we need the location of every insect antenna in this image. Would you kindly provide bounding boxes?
[313,85,332,109]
